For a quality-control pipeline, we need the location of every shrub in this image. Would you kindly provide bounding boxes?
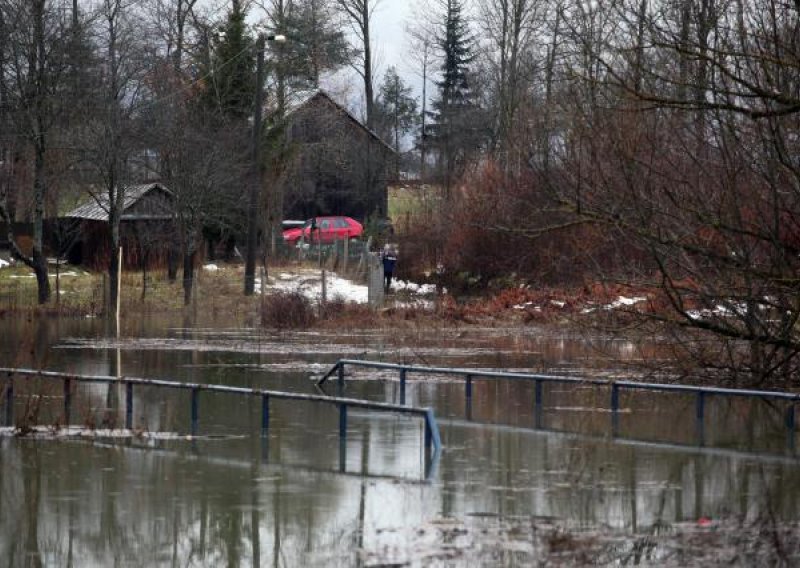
[260,291,316,329]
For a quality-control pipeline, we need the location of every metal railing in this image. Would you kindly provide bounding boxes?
[318,359,799,452]
[0,367,442,461]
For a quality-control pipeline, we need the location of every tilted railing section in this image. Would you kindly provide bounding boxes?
[0,367,442,461]
[318,359,800,452]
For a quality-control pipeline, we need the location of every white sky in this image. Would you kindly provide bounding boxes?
[323,1,430,118]
[242,1,436,120]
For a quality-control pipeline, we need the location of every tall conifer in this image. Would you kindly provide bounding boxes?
[428,0,483,193]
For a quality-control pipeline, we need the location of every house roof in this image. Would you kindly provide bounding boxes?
[66,183,175,222]
[283,90,396,155]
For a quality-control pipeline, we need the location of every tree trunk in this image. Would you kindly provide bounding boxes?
[108,237,119,314]
[183,249,195,305]
[363,6,374,129]
[32,139,50,304]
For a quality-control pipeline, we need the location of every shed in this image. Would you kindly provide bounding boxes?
[63,183,177,268]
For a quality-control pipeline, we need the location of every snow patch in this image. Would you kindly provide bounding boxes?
[258,271,368,303]
[203,264,220,272]
[607,296,647,309]
[391,279,437,295]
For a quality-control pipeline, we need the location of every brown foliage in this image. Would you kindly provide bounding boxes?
[434,161,648,288]
[260,291,317,329]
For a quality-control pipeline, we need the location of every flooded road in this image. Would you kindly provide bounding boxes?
[1,317,799,565]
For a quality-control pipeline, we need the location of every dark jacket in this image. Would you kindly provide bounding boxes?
[382,250,397,273]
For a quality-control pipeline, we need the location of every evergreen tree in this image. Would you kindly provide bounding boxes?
[202,0,256,120]
[375,66,418,177]
[428,0,484,192]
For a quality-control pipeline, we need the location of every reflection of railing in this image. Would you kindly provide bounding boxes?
[0,367,442,477]
[318,359,799,453]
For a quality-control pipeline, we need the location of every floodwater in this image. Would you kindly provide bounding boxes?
[1,316,799,566]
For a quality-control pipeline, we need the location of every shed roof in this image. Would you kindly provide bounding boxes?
[66,183,175,221]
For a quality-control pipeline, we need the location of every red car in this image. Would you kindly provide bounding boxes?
[282,216,363,246]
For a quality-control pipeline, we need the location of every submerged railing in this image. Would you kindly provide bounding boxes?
[318,359,799,452]
[0,367,442,469]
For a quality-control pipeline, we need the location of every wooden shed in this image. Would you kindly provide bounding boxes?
[63,183,177,269]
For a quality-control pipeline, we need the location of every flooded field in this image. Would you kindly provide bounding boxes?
[1,316,799,565]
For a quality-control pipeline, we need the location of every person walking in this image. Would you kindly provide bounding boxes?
[381,244,398,294]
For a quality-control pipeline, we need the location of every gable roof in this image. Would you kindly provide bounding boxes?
[283,90,396,155]
[66,183,175,222]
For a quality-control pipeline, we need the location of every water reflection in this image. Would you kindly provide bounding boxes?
[0,317,799,565]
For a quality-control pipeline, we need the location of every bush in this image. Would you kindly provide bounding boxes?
[438,161,649,288]
[260,291,316,329]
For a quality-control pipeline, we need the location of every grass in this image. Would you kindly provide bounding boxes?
[0,261,262,320]
[388,184,443,231]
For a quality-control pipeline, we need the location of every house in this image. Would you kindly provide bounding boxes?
[273,90,395,222]
[62,183,177,268]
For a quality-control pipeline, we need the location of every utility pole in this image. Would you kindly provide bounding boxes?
[244,33,285,296]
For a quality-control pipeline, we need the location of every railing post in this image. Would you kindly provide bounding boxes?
[338,403,348,473]
[424,415,432,452]
[338,403,348,471]
[339,403,348,440]
[786,403,796,453]
[125,382,133,430]
[534,379,543,429]
[190,388,199,437]
[465,374,473,420]
[696,392,706,447]
[261,394,270,435]
[63,378,72,427]
[4,377,13,427]
[399,368,407,405]
[337,362,345,396]
[424,408,441,455]
[610,383,619,437]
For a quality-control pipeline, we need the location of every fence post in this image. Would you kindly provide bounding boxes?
[696,392,706,447]
[321,269,327,307]
[534,379,543,429]
[399,368,407,405]
[610,383,619,437]
[262,394,270,435]
[343,237,349,273]
[4,377,12,427]
[125,382,133,430]
[63,378,72,427]
[786,403,795,453]
[191,388,199,436]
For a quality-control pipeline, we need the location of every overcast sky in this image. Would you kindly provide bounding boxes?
[325,1,428,117]
[242,1,433,119]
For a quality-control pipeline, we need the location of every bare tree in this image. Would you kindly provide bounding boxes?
[532,0,800,385]
[72,0,150,315]
[333,0,382,129]
[477,0,542,165]
[0,0,77,304]
[405,15,437,178]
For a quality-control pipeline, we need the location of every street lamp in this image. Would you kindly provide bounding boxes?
[244,33,286,296]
